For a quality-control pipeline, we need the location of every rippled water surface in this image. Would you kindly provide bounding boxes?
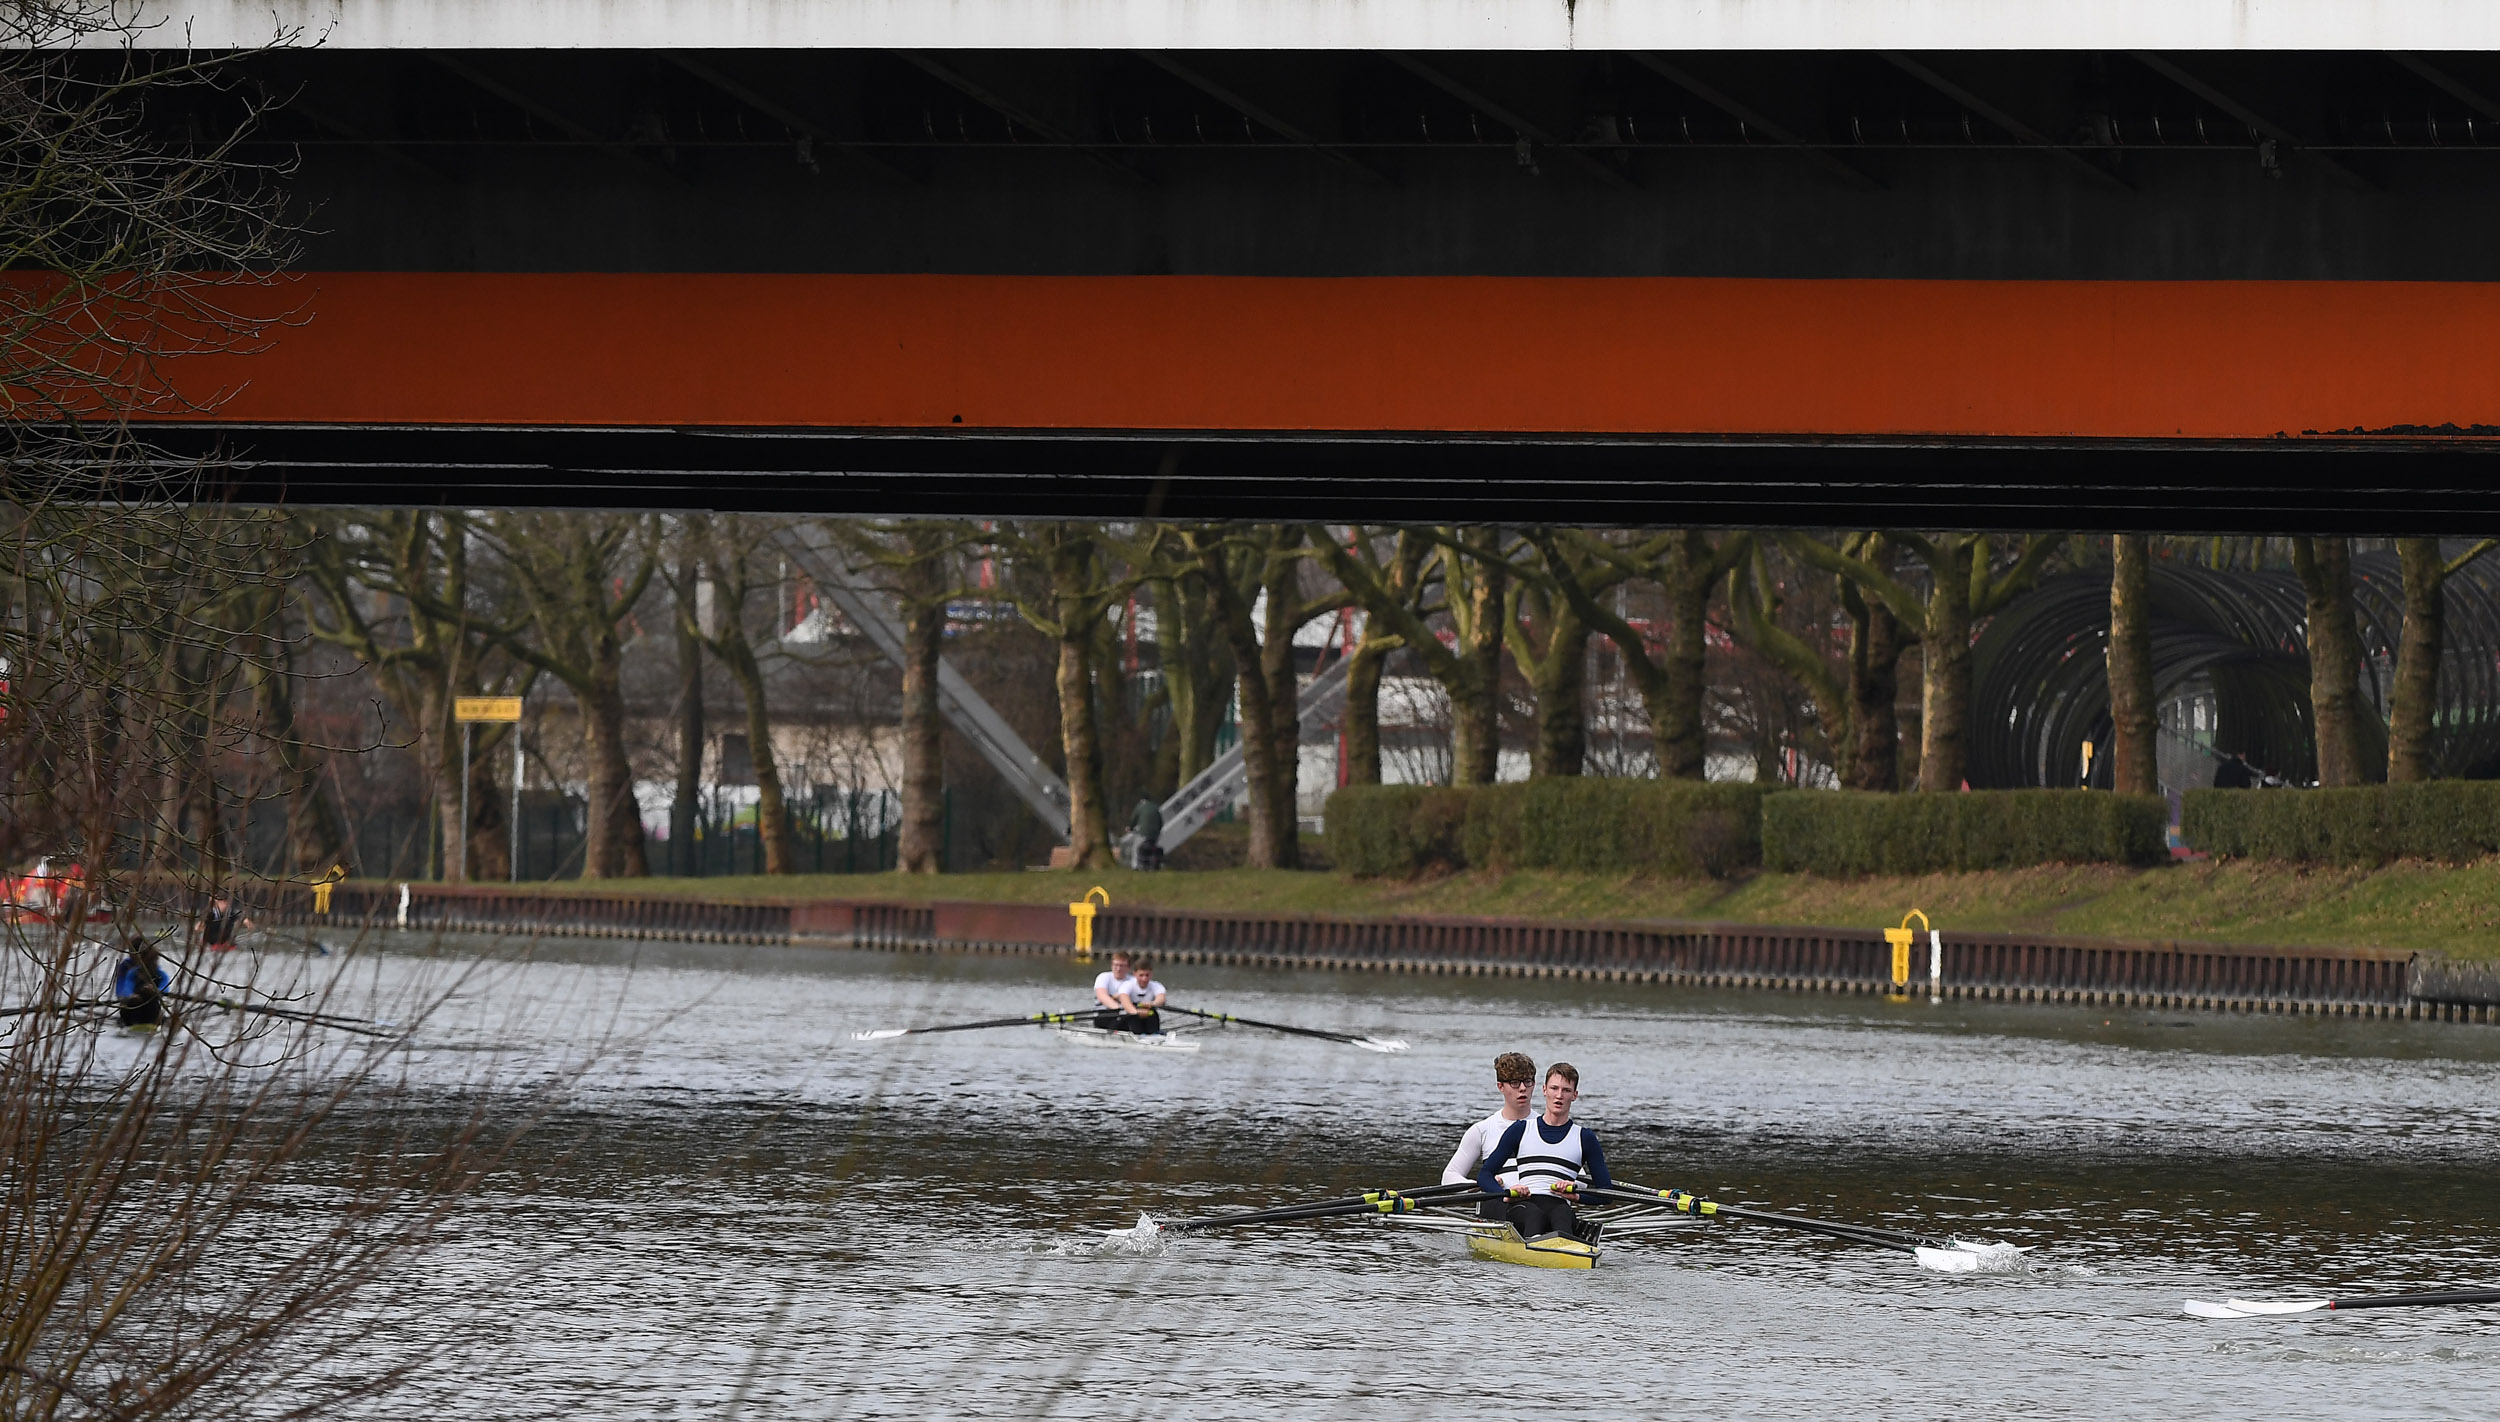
[226,936,2500,1418]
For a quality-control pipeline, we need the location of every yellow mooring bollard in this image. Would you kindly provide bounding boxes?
[1069,886,1110,961]
[311,864,346,916]
[1884,908,1944,1002]
[1884,908,1931,998]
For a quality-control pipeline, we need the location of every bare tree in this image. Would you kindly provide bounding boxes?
[2106,535,2158,793]
[1532,529,1750,782]
[666,516,797,875]
[483,513,657,878]
[2386,537,2499,782]
[300,513,530,882]
[1793,533,2059,791]
[2291,536,2375,786]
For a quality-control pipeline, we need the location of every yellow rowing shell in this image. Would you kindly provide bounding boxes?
[1463,1225,1599,1270]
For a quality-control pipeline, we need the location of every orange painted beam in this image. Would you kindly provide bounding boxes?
[151,273,2500,439]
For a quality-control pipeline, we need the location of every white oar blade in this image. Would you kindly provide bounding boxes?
[851,1029,910,1041]
[2182,1297,2331,1319]
[1915,1247,1981,1274]
[2227,1298,2332,1315]
[1355,1037,1410,1054]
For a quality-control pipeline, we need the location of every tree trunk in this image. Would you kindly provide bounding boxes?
[1919,539,1976,792]
[2292,536,2372,787]
[1192,530,1294,870]
[581,642,649,878]
[671,559,704,875]
[1449,537,1506,786]
[1343,634,1387,786]
[1526,595,1589,778]
[1655,534,1715,780]
[896,535,947,874]
[1842,583,1903,792]
[2106,534,2158,794]
[464,730,512,880]
[2387,537,2446,783]
[715,627,794,874]
[1258,532,1306,869]
[1049,536,1116,869]
[248,626,347,874]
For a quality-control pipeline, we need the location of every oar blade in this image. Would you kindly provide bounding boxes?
[2183,1299,2250,1319]
[852,1029,911,1041]
[1354,1037,1410,1054]
[1915,1246,1980,1274]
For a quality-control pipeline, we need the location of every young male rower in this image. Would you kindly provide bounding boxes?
[1443,1052,1537,1218]
[1091,952,1137,1029]
[1478,1062,1612,1241]
[1110,957,1166,1035]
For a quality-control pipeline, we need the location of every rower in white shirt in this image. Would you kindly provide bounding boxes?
[1442,1052,1536,1219]
[1091,952,1138,1029]
[1109,957,1167,1035]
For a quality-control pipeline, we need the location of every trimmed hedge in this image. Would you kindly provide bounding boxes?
[2182,782,2500,865]
[1326,780,1769,879]
[1762,789,2168,876]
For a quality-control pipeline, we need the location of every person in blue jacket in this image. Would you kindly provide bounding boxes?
[114,939,169,1027]
[1478,1062,1612,1241]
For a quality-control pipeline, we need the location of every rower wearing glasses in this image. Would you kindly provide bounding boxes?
[1478,1063,1613,1241]
[1443,1052,1537,1217]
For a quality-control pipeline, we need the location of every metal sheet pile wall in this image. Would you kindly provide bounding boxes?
[262,884,2485,1023]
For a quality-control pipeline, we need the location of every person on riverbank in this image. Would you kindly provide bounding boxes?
[1443,1052,1537,1217]
[1111,957,1166,1034]
[1479,1063,1612,1241]
[114,938,169,1028]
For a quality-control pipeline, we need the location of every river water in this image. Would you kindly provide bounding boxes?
[208,935,2500,1418]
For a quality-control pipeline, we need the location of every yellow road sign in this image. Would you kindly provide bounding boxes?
[454,696,523,723]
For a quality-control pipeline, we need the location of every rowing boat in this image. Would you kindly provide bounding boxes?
[1052,1025,1201,1053]
[1461,1223,1599,1270]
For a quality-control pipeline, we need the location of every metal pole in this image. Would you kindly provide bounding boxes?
[458,721,472,883]
[510,719,524,882]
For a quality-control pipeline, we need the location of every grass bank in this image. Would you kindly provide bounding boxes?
[413,858,2500,961]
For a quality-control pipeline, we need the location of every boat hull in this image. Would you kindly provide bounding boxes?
[1464,1225,1599,1270]
[1053,1026,1200,1053]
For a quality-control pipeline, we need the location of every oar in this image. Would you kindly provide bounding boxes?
[2186,1287,2500,1319]
[161,991,402,1039]
[1161,1184,1479,1233]
[1590,1184,1960,1257]
[1160,1004,1409,1053]
[853,1010,1094,1041]
[165,991,393,1030]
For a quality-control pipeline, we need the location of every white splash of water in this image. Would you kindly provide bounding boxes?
[1915,1241,2033,1275]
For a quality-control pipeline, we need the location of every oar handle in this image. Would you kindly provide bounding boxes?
[1165,1184,1484,1232]
[908,1011,1092,1035]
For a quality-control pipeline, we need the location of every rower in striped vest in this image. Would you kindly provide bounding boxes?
[1476,1063,1613,1242]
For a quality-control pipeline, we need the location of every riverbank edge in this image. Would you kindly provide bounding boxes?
[268,879,2500,1027]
